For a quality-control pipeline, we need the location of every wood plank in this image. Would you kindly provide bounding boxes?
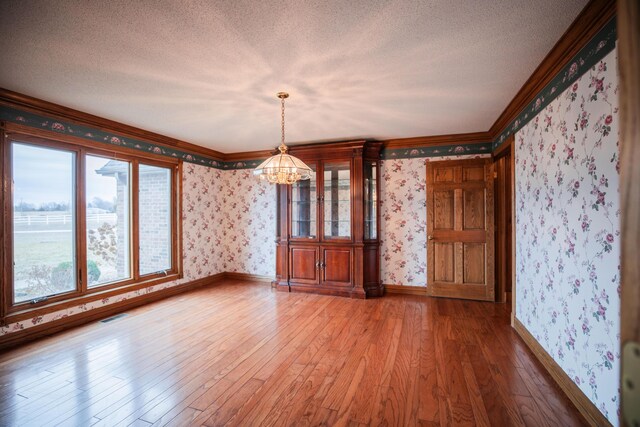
[0,280,585,427]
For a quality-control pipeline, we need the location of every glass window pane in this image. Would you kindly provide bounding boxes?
[12,143,76,303]
[291,165,317,238]
[139,164,172,275]
[323,162,351,238]
[364,161,377,239]
[86,155,131,287]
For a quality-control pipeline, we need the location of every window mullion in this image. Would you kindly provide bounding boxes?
[77,148,88,294]
[132,160,140,281]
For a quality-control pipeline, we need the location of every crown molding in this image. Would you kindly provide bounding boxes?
[0,88,226,161]
[382,131,492,149]
[224,149,276,162]
[489,0,616,138]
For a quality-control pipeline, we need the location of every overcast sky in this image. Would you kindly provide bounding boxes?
[12,142,120,208]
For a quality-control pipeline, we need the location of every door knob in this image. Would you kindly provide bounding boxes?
[428,235,434,240]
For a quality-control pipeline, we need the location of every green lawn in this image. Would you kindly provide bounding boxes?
[12,215,120,302]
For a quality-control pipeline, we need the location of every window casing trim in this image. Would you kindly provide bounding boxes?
[1,130,183,325]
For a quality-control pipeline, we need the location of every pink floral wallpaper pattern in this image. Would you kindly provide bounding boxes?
[515,49,620,424]
[1,163,279,336]
[219,170,276,277]
[380,154,490,287]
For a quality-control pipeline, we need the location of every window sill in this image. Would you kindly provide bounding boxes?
[4,273,182,325]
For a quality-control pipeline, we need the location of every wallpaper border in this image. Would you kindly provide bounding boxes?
[492,17,617,150]
[380,142,493,159]
[0,104,264,170]
[1,102,493,167]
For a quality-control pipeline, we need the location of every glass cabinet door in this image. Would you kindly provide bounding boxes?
[291,164,317,239]
[323,161,351,239]
[364,161,377,240]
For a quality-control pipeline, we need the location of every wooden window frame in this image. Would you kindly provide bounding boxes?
[1,131,182,325]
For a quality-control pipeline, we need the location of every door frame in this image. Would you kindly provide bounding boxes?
[493,136,515,309]
[618,1,640,425]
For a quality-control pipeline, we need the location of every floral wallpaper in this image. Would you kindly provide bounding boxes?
[380,154,490,287]
[219,170,276,277]
[515,49,620,424]
[1,163,226,336]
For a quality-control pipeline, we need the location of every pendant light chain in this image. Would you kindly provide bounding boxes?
[281,95,285,145]
[252,91,312,184]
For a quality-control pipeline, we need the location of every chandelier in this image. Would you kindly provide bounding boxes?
[253,92,312,184]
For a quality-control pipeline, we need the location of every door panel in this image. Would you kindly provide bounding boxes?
[463,243,485,284]
[463,189,485,230]
[434,166,455,183]
[322,247,352,287]
[433,242,455,282]
[290,247,319,284]
[427,158,495,301]
[463,165,485,182]
[434,190,455,230]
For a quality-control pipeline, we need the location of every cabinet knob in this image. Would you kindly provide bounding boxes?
[428,235,434,241]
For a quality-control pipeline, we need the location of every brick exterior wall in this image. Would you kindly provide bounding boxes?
[138,166,171,275]
[115,172,129,277]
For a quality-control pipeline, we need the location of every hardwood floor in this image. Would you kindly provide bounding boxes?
[0,280,585,426]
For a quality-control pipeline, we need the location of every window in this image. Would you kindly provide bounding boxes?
[3,133,181,318]
[86,155,131,287]
[12,143,77,303]
[139,164,172,275]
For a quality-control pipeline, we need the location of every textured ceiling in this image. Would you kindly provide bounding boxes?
[0,0,588,153]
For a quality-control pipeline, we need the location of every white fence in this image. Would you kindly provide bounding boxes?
[14,213,117,225]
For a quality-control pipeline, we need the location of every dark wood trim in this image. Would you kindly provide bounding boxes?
[492,134,513,159]
[224,149,276,162]
[77,146,88,294]
[513,318,610,427]
[288,140,368,159]
[5,272,184,324]
[617,1,640,426]
[0,272,226,352]
[384,284,427,296]
[5,122,182,165]
[382,131,492,149]
[510,139,516,324]
[223,272,274,283]
[176,160,184,281]
[0,88,226,160]
[0,122,5,326]
[494,135,514,304]
[132,159,141,282]
[489,0,616,137]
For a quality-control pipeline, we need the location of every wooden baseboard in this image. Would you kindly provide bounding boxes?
[223,272,275,283]
[0,273,226,351]
[384,284,428,296]
[513,317,611,427]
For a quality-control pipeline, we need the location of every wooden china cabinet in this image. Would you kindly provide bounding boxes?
[273,140,383,298]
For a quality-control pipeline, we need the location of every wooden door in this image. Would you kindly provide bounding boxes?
[321,246,352,287]
[289,246,319,285]
[426,158,495,301]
